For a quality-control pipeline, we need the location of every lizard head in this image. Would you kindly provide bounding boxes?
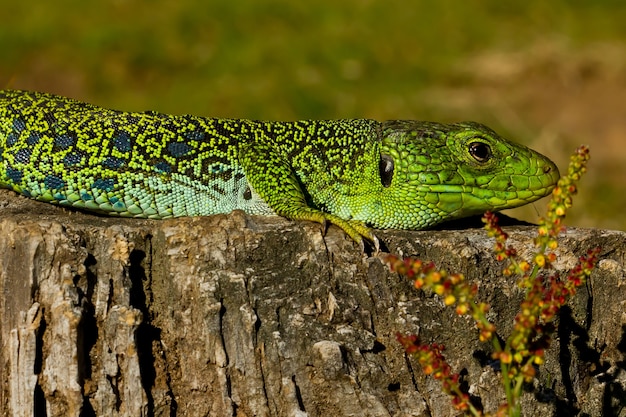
[374,120,560,229]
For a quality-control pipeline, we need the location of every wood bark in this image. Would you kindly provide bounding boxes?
[1,188,625,416]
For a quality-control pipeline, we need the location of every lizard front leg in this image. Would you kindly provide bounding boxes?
[238,140,379,250]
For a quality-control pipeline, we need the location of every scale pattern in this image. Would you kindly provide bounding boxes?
[0,89,560,244]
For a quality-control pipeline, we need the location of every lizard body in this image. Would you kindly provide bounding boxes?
[0,90,559,245]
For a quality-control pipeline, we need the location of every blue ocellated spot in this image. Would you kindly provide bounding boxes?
[54,193,65,201]
[185,130,205,141]
[44,175,65,190]
[167,142,192,157]
[153,161,172,173]
[7,132,18,146]
[27,133,41,145]
[12,118,25,132]
[113,201,126,211]
[63,153,83,166]
[81,192,93,201]
[113,132,131,152]
[15,149,31,164]
[102,157,124,169]
[210,165,226,174]
[55,135,75,149]
[93,178,115,192]
[109,196,119,204]
[6,167,23,183]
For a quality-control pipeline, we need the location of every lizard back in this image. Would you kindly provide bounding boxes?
[0,90,273,218]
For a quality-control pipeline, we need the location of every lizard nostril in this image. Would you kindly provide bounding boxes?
[543,165,552,173]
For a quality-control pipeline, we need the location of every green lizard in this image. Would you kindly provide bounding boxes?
[0,90,559,248]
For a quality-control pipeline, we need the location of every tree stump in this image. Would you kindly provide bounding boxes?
[1,188,625,416]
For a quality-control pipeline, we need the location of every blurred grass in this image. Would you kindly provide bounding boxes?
[1,0,624,230]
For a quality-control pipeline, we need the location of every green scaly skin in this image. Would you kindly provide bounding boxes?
[0,90,560,247]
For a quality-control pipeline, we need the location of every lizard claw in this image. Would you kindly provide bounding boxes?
[290,209,380,254]
[320,218,329,236]
[329,216,380,254]
[370,234,380,255]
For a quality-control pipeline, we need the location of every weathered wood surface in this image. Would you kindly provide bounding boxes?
[1,188,625,417]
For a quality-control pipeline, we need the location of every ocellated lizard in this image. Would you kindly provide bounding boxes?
[0,90,559,247]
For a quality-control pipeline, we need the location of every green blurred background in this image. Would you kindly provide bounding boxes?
[1,0,624,230]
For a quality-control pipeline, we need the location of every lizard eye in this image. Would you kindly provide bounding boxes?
[379,154,394,188]
[468,141,492,163]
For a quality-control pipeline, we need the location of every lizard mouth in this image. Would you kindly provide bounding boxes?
[418,159,561,214]
[421,183,557,210]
